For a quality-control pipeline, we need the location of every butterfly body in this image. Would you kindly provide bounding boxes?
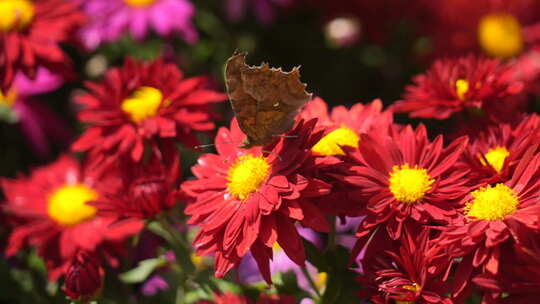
[224,52,312,148]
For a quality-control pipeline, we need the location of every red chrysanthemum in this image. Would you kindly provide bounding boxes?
[341,125,469,255]
[458,113,540,184]
[181,118,331,283]
[419,0,540,58]
[91,143,181,220]
[197,292,251,304]
[71,58,226,166]
[473,225,540,304]
[0,0,85,90]
[435,147,540,301]
[299,97,393,157]
[297,97,393,216]
[392,55,525,122]
[357,228,453,304]
[1,154,143,281]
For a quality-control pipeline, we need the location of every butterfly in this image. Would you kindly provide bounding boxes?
[224,52,312,148]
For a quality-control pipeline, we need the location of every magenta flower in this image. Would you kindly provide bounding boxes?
[0,68,71,158]
[78,0,198,50]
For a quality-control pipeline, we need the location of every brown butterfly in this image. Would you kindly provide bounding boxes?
[224,52,312,148]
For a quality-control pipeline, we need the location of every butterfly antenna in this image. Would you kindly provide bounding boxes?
[272,134,298,139]
[194,139,245,151]
[262,150,283,162]
[194,143,216,149]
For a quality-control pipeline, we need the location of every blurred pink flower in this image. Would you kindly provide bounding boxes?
[0,68,71,158]
[78,0,197,50]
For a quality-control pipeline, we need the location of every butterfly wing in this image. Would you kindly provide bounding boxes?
[224,52,312,147]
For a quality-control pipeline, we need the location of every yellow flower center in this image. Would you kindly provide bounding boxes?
[0,0,35,32]
[478,13,523,58]
[396,283,420,304]
[226,155,270,201]
[0,88,17,107]
[311,127,359,156]
[389,164,434,204]
[479,146,509,173]
[465,183,518,220]
[121,86,165,123]
[315,272,328,291]
[123,0,157,7]
[47,184,98,227]
[455,79,469,100]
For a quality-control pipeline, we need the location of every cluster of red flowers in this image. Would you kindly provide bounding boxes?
[4,1,540,303]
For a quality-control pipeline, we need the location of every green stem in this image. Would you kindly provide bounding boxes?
[326,215,337,251]
[301,266,321,298]
[175,284,185,304]
[156,216,195,274]
[155,216,195,304]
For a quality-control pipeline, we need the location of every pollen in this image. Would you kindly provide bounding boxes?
[47,184,99,227]
[226,155,270,201]
[123,0,157,7]
[455,79,469,100]
[478,13,523,58]
[479,146,509,173]
[0,0,34,32]
[311,126,359,156]
[121,86,165,123]
[389,164,434,204]
[396,283,420,304]
[465,183,518,221]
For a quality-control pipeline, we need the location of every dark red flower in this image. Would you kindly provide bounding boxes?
[435,147,540,301]
[0,0,85,89]
[419,0,540,58]
[473,221,540,303]
[91,142,181,220]
[392,55,525,122]
[256,294,296,304]
[63,250,104,301]
[71,58,226,166]
[182,118,331,283]
[357,228,453,304]
[1,154,143,280]
[457,113,540,184]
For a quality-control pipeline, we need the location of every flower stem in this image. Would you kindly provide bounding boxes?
[156,216,195,274]
[301,266,321,298]
[326,215,337,251]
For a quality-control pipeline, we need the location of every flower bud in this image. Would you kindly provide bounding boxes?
[63,251,104,301]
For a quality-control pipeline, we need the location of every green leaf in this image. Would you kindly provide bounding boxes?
[119,257,168,284]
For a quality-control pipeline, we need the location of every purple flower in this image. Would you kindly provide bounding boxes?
[142,275,169,296]
[78,0,198,50]
[225,0,295,25]
[238,226,325,298]
[0,68,71,158]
